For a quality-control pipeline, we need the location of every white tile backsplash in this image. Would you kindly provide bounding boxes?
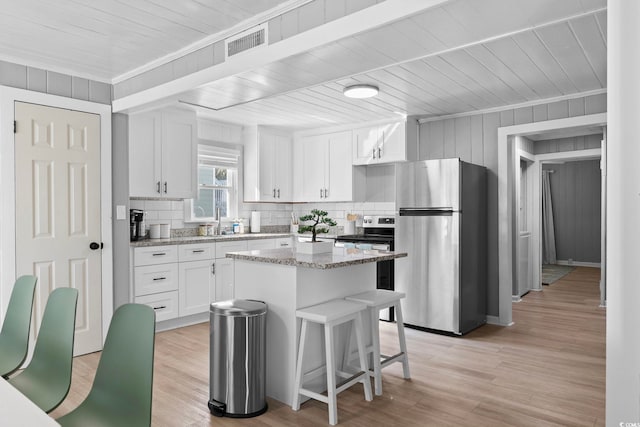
[132,198,397,233]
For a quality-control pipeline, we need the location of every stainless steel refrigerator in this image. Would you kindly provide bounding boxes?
[395,158,487,335]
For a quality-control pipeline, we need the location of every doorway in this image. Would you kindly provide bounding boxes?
[0,86,113,355]
[497,113,607,326]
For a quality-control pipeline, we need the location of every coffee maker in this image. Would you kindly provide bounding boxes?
[130,209,145,240]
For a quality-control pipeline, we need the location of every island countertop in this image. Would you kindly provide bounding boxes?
[225,247,407,269]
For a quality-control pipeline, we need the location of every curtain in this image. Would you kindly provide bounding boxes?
[542,170,557,264]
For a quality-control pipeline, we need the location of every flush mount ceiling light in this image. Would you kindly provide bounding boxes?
[343,84,379,99]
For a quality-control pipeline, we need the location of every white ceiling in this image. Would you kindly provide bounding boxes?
[0,0,292,81]
[0,0,607,130]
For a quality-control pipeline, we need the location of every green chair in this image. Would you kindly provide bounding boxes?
[57,304,156,427]
[0,275,38,378]
[9,287,78,413]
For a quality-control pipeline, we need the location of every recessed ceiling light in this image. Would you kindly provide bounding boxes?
[343,84,379,99]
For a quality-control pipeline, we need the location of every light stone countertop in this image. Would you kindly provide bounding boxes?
[226,247,407,270]
[129,233,293,247]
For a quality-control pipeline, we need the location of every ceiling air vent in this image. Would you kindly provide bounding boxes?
[225,24,267,58]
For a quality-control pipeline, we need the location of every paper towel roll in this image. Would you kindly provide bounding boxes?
[250,211,261,233]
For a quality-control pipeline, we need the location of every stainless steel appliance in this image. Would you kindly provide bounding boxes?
[130,209,145,241]
[335,215,395,321]
[395,159,487,335]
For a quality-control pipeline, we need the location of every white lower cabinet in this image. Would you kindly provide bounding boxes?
[214,240,248,302]
[134,264,179,296]
[133,245,180,322]
[178,259,215,316]
[133,238,284,323]
[135,291,179,322]
[247,239,276,250]
[275,237,293,248]
[214,257,235,302]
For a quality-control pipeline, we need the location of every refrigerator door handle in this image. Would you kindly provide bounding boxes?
[399,207,455,216]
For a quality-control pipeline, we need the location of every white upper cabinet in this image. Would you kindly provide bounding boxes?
[244,127,292,202]
[129,109,197,198]
[352,121,407,165]
[296,130,353,202]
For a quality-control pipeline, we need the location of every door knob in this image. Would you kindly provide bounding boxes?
[89,242,102,250]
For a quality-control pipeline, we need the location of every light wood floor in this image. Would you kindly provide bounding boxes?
[49,267,605,426]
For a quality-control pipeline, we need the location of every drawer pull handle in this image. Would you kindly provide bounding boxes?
[153,277,167,281]
[153,305,167,310]
[152,253,166,257]
[192,249,205,253]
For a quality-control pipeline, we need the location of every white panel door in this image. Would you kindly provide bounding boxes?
[15,101,103,356]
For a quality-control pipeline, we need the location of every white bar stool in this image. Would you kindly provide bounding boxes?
[345,290,411,396]
[292,299,373,425]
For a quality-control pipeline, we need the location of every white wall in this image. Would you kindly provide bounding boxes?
[607,0,640,424]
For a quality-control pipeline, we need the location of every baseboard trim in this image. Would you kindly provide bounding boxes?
[486,315,513,326]
[512,295,522,303]
[556,260,601,268]
[156,312,208,332]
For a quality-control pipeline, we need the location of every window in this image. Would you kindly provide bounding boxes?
[186,144,240,222]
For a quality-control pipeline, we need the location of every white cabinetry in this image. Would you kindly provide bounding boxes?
[275,237,293,248]
[177,243,215,317]
[133,246,179,322]
[129,109,197,198]
[353,121,407,165]
[244,127,292,202]
[214,240,248,302]
[247,239,276,251]
[298,131,353,202]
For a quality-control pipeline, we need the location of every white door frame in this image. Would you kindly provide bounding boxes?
[513,146,538,301]
[496,113,607,326]
[0,85,113,341]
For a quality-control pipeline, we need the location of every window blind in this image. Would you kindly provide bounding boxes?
[198,144,240,168]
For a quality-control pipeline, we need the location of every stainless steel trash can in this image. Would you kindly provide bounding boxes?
[208,299,267,418]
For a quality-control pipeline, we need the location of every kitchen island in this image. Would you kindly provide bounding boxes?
[227,247,407,406]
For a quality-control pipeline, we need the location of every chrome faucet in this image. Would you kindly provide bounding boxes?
[215,207,221,235]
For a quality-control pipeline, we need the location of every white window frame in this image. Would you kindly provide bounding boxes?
[184,143,240,223]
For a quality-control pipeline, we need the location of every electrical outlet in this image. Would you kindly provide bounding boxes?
[116,205,126,220]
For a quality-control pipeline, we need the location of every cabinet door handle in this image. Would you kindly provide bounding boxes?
[157,181,161,193]
[192,249,205,253]
[152,252,166,256]
[320,188,323,198]
[211,263,216,274]
[324,188,328,198]
[378,147,382,158]
[372,148,376,159]
[277,188,280,198]
[273,188,276,198]
[153,277,167,281]
[152,305,167,310]
[164,181,168,193]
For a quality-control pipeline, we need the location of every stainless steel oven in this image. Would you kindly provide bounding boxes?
[335,215,395,321]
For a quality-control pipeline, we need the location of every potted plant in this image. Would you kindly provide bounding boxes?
[297,209,336,254]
